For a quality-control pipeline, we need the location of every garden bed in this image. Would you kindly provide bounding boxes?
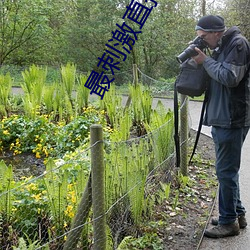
[160,130,217,250]
[0,130,217,249]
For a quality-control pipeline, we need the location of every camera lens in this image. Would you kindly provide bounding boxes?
[176,44,198,63]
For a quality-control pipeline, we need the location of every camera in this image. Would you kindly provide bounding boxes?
[176,36,208,63]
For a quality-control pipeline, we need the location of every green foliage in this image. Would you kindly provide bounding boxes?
[145,100,175,163]
[76,74,91,111]
[0,108,102,158]
[43,159,69,230]
[100,84,123,129]
[0,161,14,222]
[43,85,56,113]
[0,73,12,116]
[12,176,48,240]
[0,0,231,80]
[0,0,52,65]
[61,63,76,101]
[21,65,47,118]
[0,77,179,248]
[117,233,163,250]
[158,182,171,203]
[178,172,192,189]
[129,84,153,126]
[13,235,47,250]
[105,135,153,228]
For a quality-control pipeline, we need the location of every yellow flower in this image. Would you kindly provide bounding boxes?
[26,183,37,191]
[32,193,42,201]
[3,130,9,135]
[12,207,17,212]
[14,149,22,155]
[36,152,41,159]
[65,205,74,218]
[100,110,106,115]
[71,195,76,204]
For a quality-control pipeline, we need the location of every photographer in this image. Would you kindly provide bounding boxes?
[192,15,250,238]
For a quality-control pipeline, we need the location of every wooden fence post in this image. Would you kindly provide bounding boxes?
[63,175,92,250]
[125,64,138,109]
[91,124,106,250]
[180,94,188,176]
[133,64,138,86]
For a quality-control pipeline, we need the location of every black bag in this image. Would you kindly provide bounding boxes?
[175,58,208,97]
[174,58,209,168]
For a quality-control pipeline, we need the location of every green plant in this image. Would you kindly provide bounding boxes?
[0,161,15,222]
[12,176,49,241]
[178,173,191,189]
[60,63,76,102]
[41,156,92,248]
[157,182,171,203]
[13,233,49,250]
[0,115,57,157]
[0,107,104,158]
[0,73,12,117]
[144,100,174,164]
[43,84,56,114]
[76,74,90,112]
[21,65,47,118]
[129,84,153,127]
[117,233,163,250]
[105,136,154,239]
[43,159,69,224]
[172,190,180,210]
[100,84,123,128]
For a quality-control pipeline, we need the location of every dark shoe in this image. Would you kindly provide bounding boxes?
[238,215,247,228]
[204,222,240,238]
[211,214,247,229]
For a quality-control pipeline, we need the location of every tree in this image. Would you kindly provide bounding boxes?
[0,0,52,65]
[220,0,250,39]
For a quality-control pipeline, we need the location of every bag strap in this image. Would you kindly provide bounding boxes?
[188,91,208,164]
[174,80,180,168]
[174,80,208,167]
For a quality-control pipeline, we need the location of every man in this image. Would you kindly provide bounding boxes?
[192,15,250,238]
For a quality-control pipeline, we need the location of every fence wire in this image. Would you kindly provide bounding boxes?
[0,67,192,249]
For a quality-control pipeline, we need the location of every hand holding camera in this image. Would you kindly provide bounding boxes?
[191,47,207,64]
[176,36,208,63]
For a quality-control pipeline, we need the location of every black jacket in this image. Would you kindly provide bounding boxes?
[203,26,250,128]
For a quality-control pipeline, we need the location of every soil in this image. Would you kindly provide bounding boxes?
[158,130,217,250]
[0,152,45,180]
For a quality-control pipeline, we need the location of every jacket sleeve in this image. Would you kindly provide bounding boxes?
[203,38,250,87]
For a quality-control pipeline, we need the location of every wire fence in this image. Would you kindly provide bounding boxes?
[0,66,191,249]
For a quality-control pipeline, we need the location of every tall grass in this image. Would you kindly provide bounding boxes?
[61,63,76,102]
[21,65,47,118]
[145,100,175,164]
[0,161,14,222]
[76,74,90,112]
[0,73,12,116]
